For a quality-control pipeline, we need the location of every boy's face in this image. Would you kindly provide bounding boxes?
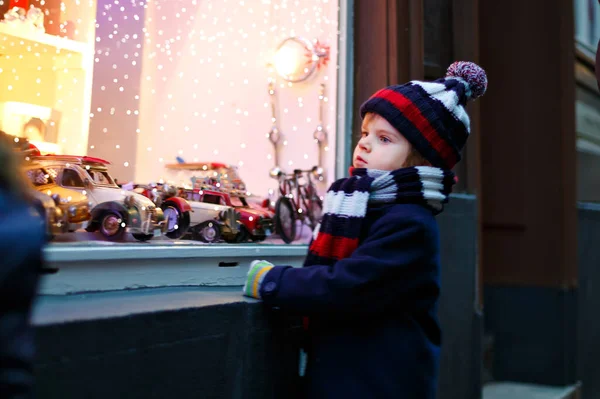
[353,113,412,170]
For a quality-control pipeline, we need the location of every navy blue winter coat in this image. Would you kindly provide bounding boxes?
[0,190,45,399]
[260,203,441,399]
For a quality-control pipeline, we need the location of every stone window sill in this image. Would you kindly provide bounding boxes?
[33,286,255,326]
[41,242,308,295]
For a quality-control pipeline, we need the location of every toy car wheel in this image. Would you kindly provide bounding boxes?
[132,233,154,242]
[234,225,250,243]
[161,204,191,239]
[99,211,126,241]
[251,234,267,242]
[274,196,296,244]
[85,222,99,232]
[193,221,221,243]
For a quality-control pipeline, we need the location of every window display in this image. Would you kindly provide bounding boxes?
[36,154,167,241]
[2,0,344,247]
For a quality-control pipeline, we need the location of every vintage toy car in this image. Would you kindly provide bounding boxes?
[195,188,274,242]
[33,155,166,241]
[167,186,240,243]
[130,183,192,239]
[29,189,70,240]
[24,162,92,232]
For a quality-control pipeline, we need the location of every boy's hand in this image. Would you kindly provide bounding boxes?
[243,260,274,299]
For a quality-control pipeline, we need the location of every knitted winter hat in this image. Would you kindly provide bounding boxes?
[359,61,487,169]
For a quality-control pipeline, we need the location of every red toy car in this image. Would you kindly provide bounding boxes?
[196,189,274,242]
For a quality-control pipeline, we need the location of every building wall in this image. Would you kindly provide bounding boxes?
[577,203,600,399]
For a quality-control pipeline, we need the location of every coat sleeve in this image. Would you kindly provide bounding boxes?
[259,209,440,316]
[0,197,44,399]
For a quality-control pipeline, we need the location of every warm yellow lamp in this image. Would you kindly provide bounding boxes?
[272,37,330,83]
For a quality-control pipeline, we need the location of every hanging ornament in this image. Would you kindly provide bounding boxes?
[267,80,283,179]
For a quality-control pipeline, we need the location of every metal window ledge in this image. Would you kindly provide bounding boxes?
[41,241,309,295]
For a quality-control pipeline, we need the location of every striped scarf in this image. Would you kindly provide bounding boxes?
[304,166,455,267]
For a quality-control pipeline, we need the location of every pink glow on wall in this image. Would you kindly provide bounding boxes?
[133,0,340,198]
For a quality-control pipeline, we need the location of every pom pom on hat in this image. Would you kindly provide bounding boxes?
[446,61,487,99]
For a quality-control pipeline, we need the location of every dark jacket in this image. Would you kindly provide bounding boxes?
[0,191,45,399]
[261,203,441,399]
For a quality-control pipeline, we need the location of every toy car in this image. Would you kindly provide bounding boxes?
[29,189,70,240]
[172,186,241,243]
[24,162,91,232]
[131,183,192,239]
[195,188,274,242]
[33,155,166,242]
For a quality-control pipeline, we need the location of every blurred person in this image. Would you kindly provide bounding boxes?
[0,130,45,399]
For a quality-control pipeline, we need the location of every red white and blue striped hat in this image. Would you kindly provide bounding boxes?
[359,61,488,170]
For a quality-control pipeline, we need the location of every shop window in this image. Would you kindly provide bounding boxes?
[1,0,348,249]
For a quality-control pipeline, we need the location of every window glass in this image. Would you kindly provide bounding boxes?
[46,168,59,180]
[575,0,600,55]
[87,169,116,186]
[423,0,453,77]
[26,168,53,187]
[203,194,222,206]
[230,196,247,208]
[62,169,85,188]
[0,0,343,246]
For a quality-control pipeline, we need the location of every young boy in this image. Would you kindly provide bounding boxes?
[243,61,487,398]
